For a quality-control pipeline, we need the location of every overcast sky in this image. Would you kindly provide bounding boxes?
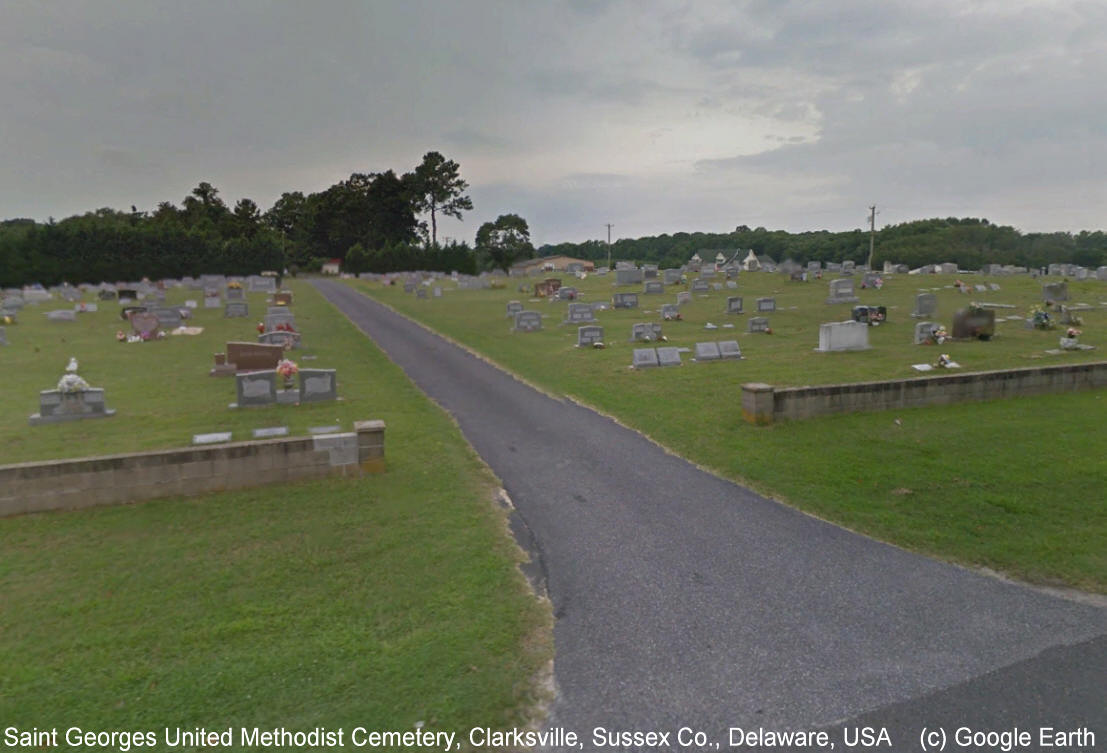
[3,1,1105,246]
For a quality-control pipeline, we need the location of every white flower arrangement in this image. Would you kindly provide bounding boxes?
[57,373,91,393]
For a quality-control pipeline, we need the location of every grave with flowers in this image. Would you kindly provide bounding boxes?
[29,361,116,425]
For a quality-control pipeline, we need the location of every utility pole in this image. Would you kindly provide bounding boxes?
[867,205,878,269]
[605,223,614,270]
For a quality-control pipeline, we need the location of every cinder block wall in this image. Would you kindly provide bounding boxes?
[743,362,1107,422]
[0,420,385,517]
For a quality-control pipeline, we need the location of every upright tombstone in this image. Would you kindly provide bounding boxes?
[128,311,161,337]
[566,302,596,323]
[660,303,680,321]
[299,369,338,403]
[862,272,881,288]
[558,286,578,301]
[1042,282,1069,302]
[913,321,938,344]
[912,293,937,318]
[577,325,604,347]
[690,279,710,293]
[506,301,523,318]
[98,289,117,301]
[630,322,663,341]
[30,388,116,425]
[726,296,744,314]
[693,342,721,361]
[748,316,770,333]
[642,264,659,280]
[513,310,542,332]
[676,291,691,306]
[725,280,738,290]
[725,266,740,279]
[225,286,246,302]
[264,312,295,331]
[643,281,664,295]
[616,268,644,286]
[756,297,776,312]
[152,307,183,328]
[825,278,859,304]
[203,288,221,308]
[663,269,682,285]
[433,286,442,298]
[815,320,871,352]
[841,260,856,275]
[718,340,743,360]
[612,292,639,309]
[415,288,427,299]
[222,298,246,316]
[118,288,139,303]
[0,326,5,345]
[234,370,278,407]
[657,347,682,366]
[632,348,659,368]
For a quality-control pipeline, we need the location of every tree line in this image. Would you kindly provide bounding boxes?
[539,218,1107,272]
[0,151,536,287]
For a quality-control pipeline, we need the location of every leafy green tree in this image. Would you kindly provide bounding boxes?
[475,213,534,273]
[409,151,473,247]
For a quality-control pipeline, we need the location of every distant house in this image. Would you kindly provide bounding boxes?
[321,259,341,275]
[511,255,596,276]
[742,250,777,271]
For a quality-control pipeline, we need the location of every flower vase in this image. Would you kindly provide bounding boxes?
[283,375,295,389]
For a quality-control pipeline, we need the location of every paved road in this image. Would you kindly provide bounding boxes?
[316,281,1106,750]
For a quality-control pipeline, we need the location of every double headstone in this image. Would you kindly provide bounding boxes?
[660,304,680,320]
[690,279,709,293]
[577,325,604,347]
[630,322,663,341]
[748,317,770,333]
[30,388,116,425]
[513,311,542,332]
[558,286,578,301]
[566,302,596,323]
[756,297,776,312]
[643,281,664,295]
[663,269,682,285]
[612,293,638,309]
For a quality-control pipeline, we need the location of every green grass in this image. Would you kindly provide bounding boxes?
[0,281,551,742]
[349,272,1107,592]
[2,281,396,463]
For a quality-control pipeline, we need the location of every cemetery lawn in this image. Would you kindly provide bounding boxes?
[348,275,1107,593]
[0,281,551,734]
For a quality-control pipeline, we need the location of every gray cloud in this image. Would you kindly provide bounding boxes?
[1,0,1104,243]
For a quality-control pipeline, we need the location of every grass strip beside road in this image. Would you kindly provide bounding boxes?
[351,276,1107,593]
[1,280,552,737]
